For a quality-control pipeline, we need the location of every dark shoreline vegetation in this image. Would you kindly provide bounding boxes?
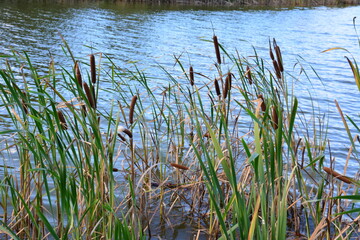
[0,33,360,239]
[3,0,360,7]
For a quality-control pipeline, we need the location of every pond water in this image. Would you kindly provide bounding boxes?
[0,1,360,237]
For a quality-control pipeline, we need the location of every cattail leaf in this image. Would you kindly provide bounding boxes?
[345,56,360,92]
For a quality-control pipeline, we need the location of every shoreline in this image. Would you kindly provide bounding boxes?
[6,0,360,7]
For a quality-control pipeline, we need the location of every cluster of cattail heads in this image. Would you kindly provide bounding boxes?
[74,55,98,110]
[269,38,283,79]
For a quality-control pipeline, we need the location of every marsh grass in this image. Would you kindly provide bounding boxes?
[0,35,359,239]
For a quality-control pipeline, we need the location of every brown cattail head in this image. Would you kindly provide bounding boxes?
[170,162,189,170]
[81,104,87,116]
[269,39,275,61]
[189,66,194,86]
[57,110,68,130]
[75,61,82,86]
[83,82,95,109]
[258,94,266,112]
[223,72,232,99]
[274,46,284,72]
[323,167,352,184]
[118,126,133,139]
[272,106,278,130]
[112,167,119,172]
[246,66,253,85]
[273,60,282,79]
[90,54,96,84]
[117,133,126,141]
[214,79,221,97]
[129,95,137,125]
[213,35,221,65]
[21,91,28,115]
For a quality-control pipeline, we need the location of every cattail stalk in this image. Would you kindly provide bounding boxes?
[213,35,221,64]
[129,95,137,124]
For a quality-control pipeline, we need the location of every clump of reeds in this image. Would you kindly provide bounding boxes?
[0,35,359,240]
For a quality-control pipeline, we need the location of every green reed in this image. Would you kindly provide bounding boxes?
[0,35,359,239]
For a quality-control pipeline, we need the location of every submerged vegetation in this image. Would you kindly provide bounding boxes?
[0,34,359,239]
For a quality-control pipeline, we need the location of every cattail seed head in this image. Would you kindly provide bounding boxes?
[272,106,278,130]
[258,94,266,112]
[223,72,232,99]
[75,61,82,86]
[273,60,282,79]
[57,110,68,130]
[274,46,283,72]
[189,66,194,86]
[323,167,352,184]
[170,163,189,170]
[246,66,252,85]
[129,95,137,125]
[269,39,275,61]
[90,54,96,84]
[213,35,221,65]
[83,82,95,109]
[214,79,221,97]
